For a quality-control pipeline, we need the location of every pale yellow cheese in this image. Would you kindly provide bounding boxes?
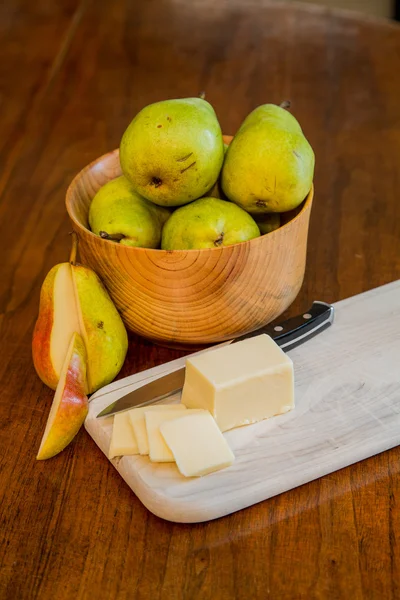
[160,410,235,477]
[181,334,294,432]
[128,404,186,455]
[108,411,139,459]
[144,409,200,462]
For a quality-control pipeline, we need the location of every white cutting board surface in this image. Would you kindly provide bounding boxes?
[86,281,400,523]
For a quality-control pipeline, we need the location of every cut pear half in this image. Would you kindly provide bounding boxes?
[40,261,93,393]
[33,236,128,394]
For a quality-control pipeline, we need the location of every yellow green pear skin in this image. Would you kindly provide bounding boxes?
[222,104,315,214]
[120,98,224,207]
[238,104,303,133]
[161,197,260,250]
[255,213,281,235]
[89,176,170,248]
[71,264,128,393]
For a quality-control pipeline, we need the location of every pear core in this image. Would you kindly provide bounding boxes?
[51,264,81,379]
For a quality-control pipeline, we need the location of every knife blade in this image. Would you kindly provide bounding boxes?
[96,301,334,418]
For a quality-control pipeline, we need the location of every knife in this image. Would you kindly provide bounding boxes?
[96,301,334,418]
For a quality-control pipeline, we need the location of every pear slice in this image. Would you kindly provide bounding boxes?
[37,332,88,460]
[32,238,128,393]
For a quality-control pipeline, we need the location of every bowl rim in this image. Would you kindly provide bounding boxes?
[66,147,314,254]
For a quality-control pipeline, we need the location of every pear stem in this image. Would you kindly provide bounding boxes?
[99,231,125,242]
[69,231,78,265]
[280,100,291,110]
[198,91,206,100]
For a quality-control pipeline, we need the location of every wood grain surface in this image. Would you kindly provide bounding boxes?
[1,0,400,598]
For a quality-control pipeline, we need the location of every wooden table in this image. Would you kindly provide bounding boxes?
[2,1,400,598]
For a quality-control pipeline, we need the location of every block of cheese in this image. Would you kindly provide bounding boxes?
[160,410,235,477]
[128,404,186,455]
[109,411,139,459]
[145,409,200,462]
[181,334,294,432]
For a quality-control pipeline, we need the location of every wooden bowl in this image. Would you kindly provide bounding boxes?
[66,137,313,346]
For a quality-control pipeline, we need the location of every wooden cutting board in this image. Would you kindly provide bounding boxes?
[85,280,400,523]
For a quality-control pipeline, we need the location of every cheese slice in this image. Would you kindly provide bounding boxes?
[160,410,235,477]
[145,409,201,463]
[128,404,186,455]
[108,411,139,459]
[181,334,294,432]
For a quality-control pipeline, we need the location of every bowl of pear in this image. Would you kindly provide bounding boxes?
[66,98,314,347]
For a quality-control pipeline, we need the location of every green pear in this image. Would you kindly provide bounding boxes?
[222,104,314,214]
[161,197,260,250]
[89,176,171,248]
[238,103,302,133]
[32,259,128,394]
[255,213,281,235]
[120,98,224,207]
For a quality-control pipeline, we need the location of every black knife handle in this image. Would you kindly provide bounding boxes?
[233,301,334,351]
